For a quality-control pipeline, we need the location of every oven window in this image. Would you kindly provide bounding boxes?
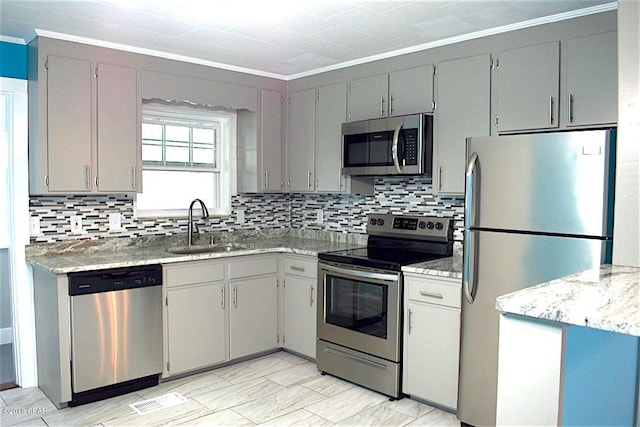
[325,275,388,339]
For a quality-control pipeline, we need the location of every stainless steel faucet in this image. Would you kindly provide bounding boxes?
[187,198,209,246]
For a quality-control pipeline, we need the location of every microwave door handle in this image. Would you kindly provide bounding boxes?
[391,122,403,173]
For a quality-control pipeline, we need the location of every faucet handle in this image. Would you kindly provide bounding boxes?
[209,235,216,245]
[193,221,200,235]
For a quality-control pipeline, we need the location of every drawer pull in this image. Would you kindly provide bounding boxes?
[420,291,444,299]
[290,265,305,272]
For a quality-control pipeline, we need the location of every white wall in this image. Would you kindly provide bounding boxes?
[613,1,640,268]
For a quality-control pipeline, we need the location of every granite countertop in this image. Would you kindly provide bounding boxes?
[26,230,366,275]
[496,265,640,337]
[402,246,463,280]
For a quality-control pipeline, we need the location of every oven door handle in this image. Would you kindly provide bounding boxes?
[320,263,399,284]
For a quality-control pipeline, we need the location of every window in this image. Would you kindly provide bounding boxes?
[136,104,234,217]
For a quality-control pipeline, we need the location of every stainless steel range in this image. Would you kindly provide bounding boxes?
[316,213,453,399]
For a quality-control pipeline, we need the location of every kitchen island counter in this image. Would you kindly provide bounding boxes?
[496,264,640,336]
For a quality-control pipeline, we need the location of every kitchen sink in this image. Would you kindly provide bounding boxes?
[167,243,249,255]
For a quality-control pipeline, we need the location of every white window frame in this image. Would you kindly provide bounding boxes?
[136,103,236,218]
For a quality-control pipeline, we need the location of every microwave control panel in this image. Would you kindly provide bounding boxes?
[402,129,418,165]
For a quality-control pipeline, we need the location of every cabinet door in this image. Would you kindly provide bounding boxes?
[389,65,434,116]
[497,41,560,132]
[167,282,226,375]
[46,55,93,192]
[261,89,283,192]
[287,88,316,192]
[404,300,460,409]
[283,275,316,359]
[96,63,139,193]
[229,275,278,359]
[435,54,491,195]
[566,31,617,127]
[315,82,347,192]
[348,74,389,121]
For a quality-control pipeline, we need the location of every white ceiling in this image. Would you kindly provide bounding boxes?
[0,0,615,80]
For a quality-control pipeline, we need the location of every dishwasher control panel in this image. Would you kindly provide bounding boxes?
[68,264,162,296]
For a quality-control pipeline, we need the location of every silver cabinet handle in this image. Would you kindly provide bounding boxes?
[391,122,403,173]
[464,152,479,304]
[420,291,443,299]
[390,95,394,115]
[380,96,384,116]
[567,93,574,124]
[264,170,269,189]
[221,287,225,309]
[407,308,413,334]
[307,171,312,189]
[84,165,90,189]
[438,166,443,191]
[549,95,554,124]
[310,285,314,306]
[131,166,136,190]
[233,286,237,308]
[290,265,305,272]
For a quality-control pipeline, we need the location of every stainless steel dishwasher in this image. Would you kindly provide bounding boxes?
[68,264,163,406]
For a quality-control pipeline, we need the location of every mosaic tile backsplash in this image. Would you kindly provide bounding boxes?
[29,176,464,243]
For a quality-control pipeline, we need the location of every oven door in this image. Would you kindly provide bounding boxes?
[317,262,401,362]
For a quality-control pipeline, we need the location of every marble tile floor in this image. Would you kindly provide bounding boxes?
[0,351,459,426]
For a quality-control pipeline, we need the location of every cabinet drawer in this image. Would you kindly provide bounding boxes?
[283,256,317,279]
[228,256,278,280]
[406,277,461,309]
[165,261,225,287]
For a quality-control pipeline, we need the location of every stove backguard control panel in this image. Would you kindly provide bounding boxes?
[366,214,452,242]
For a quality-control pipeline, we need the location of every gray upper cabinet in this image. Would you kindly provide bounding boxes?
[435,54,491,195]
[287,88,316,192]
[348,66,435,121]
[315,82,347,192]
[261,89,283,192]
[496,41,560,133]
[45,55,93,193]
[96,63,140,193]
[348,74,389,121]
[565,31,617,127]
[29,51,141,195]
[389,65,435,117]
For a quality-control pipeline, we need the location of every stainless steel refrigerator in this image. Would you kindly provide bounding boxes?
[458,130,615,427]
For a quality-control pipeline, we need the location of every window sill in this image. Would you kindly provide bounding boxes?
[135,208,231,220]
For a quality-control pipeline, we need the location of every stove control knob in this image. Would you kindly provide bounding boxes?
[426,221,435,230]
[418,221,426,229]
[370,218,377,225]
[376,218,384,226]
[435,222,444,230]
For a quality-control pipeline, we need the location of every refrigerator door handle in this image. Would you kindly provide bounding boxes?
[464,152,479,304]
[463,229,477,304]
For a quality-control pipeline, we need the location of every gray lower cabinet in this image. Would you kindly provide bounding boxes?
[282,255,317,359]
[164,260,227,377]
[228,256,279,359]
[566,31,617,127]
[403,274,461,410]
[496,41,560,133]
[434,54,491,195]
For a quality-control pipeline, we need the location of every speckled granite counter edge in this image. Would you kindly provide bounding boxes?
[495,265,640,337]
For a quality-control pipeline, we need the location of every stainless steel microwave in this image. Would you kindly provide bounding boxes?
[341,114,433,176]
